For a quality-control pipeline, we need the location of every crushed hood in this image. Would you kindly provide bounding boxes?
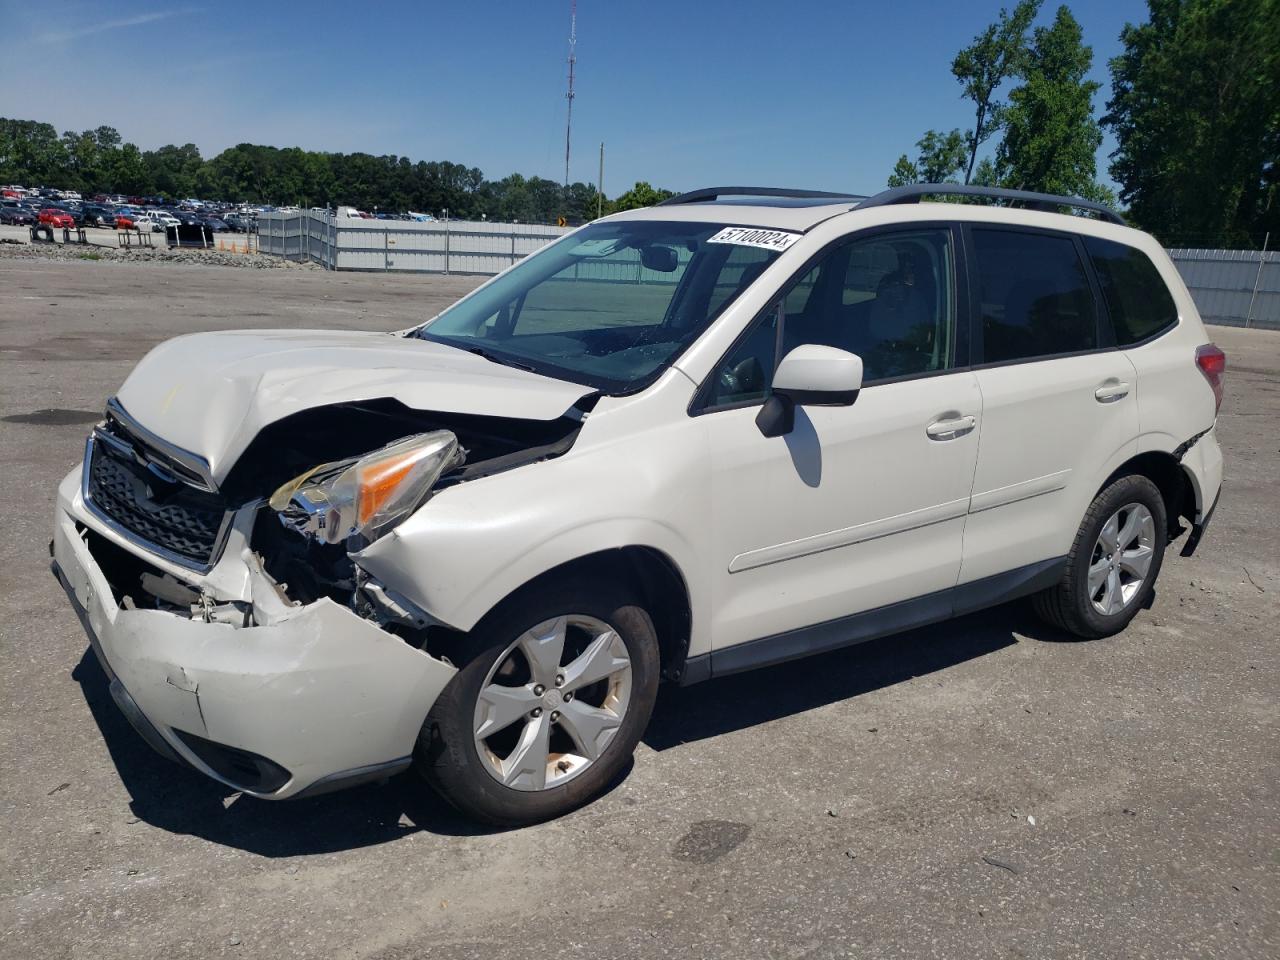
[114,329,595,484]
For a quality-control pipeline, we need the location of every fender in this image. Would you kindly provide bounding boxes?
[355,395,714,650]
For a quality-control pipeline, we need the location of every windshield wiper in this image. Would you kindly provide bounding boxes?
[464,345,538,373]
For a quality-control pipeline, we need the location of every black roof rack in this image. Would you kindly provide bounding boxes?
[857,183,1125,225]
[657,186,865,206]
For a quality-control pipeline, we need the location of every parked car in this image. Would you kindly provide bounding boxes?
[0,206,34,225]
[223,214,254,232]
[201,216,231,232]
[149,211,181,231]
[48,203,85,227]
[82,205,117,228]
[51,183,1224,825]
[38,207,75,229]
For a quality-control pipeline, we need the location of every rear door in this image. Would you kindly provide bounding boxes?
[959,225,1138,585]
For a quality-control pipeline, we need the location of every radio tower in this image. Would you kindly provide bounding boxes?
[563,0,577,188]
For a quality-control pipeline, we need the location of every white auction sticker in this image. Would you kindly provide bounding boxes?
[706,226,802,252]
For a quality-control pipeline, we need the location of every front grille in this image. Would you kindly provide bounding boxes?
[85,435,229,567]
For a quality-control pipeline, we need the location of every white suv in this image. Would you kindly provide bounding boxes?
[52,184,1225,824]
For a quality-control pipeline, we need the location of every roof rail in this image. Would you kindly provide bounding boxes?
[857,183,1125,225]
[658,186,865,206]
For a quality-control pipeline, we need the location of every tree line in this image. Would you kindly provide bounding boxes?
[0,118,672,224]
[888,0,1278,246]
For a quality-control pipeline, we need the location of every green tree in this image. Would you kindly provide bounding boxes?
[887,154,919,188]
[110,143,149,195]
[952,0,1041,184]
[0,118,69,186]
[1105,0,1280,243]
[885,130,969,187]
[971,157,1001,187]
[917,129,969,183]
[997,6,1105,198]
[610,181,674,212]
[143,143,203,199]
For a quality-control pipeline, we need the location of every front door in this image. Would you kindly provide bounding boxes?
[699,225,983,655]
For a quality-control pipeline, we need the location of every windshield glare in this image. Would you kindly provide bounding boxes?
[417,220,785,391]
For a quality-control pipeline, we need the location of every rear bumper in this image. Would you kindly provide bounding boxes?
[1180,427,1223,515]
[53,467,456,799]
[1180,488,1220,557]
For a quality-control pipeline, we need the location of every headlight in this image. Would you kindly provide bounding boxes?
[269,430,463,548]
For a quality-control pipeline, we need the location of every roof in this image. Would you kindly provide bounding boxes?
[604,183,1127,233]
[606,200,859,232]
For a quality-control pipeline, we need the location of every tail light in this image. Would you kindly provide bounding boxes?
[1195,343,1226,415]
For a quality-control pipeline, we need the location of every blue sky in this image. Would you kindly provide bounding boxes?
[0,0,1150,195]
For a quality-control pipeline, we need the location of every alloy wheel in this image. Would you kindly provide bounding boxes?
[472,614,633,791]
[1088,502,1156,615]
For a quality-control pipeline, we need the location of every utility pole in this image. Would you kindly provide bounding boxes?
[564,0,576,190]
[597,141,604,220]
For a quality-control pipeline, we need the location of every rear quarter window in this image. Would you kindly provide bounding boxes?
[1083,236,1178,345]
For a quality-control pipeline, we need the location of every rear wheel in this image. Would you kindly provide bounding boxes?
[416,579,660,825]
[1033,474,1167,639]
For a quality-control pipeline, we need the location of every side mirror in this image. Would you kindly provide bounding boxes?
[756,345,863,438]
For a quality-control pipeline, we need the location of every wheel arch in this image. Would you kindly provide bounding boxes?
[462,546,695,684]
[1098,450,1196,538]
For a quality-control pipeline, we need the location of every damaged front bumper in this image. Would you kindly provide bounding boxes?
[52,467,457,799]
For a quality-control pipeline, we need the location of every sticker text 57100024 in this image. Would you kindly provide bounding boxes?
[706,227,801,252]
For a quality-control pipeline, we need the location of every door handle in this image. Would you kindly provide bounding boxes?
[1095,381,1130,403]
[926,415,976,441]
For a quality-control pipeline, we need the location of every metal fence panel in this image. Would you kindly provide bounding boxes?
[253,218,1280,330]
[1168,248,1279,330]
[255,211,572,275]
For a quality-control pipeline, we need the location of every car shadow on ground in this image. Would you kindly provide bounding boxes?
[644,603,1047,750]
[71,600,1055,855]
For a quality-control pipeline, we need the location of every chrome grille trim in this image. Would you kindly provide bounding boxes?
[104,396,217,492]
[81,436,234,572]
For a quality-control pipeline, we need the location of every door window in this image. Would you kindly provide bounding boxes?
[782,229,955,381]
[1083,236,1178,345]
[971,228,1098,363]
[704,227,956,407]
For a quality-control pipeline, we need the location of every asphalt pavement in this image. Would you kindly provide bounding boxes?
[1,255,1276,960]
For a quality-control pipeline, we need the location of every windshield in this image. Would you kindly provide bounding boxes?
[415,219,789,392]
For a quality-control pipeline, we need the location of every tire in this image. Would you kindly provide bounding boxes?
[416,577,660,825]
[1033,474,1167,639]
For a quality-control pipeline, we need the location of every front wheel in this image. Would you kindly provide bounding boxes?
[416,580,660,825]
[1033,474,1167,639]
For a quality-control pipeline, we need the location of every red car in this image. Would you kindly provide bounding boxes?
[38,207,75,229]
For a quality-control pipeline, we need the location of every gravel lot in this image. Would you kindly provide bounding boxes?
[1,255,1276,960]
[0,223,299,269]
